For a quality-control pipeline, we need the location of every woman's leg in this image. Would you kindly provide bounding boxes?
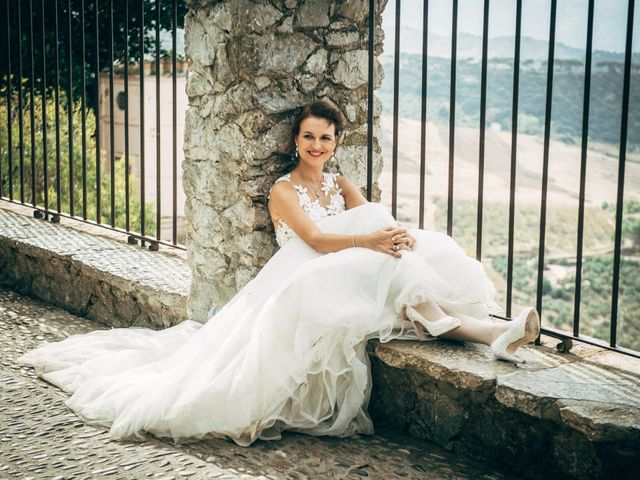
[412,302,510,346]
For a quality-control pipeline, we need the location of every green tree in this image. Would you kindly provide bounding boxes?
[1,0,189,111]
[0,80,155,234]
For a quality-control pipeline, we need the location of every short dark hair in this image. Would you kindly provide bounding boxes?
[291,100,345,142]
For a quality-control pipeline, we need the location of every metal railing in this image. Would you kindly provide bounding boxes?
[2,0,638,357]
[366,0,639,358]
[1,0,187,250]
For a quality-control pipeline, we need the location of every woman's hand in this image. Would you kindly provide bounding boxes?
[360,226,409,258]
[393,228,416,252]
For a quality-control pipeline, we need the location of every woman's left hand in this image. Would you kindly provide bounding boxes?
[392,228,416,251]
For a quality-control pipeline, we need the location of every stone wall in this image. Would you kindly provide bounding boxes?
[0,207,190,330]
[367,340,640,480]
[183,0,387,321]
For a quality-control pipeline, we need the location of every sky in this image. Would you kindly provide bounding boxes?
[382,0,640,53]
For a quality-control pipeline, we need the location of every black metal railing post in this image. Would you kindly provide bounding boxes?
[54,0,62,214]
[505,0,523,317]
[40,0,49,216]
[172,0,178,244]
[610,0,636,348]
[366,0,375,201]
[124,0,131,232]
[94,0,101,222]
[418,0,429,230]
[476,0,490,261]
[66,0,74,216]
[155,0,162,242]
[17,0,25,203]
[80,0,88,219]
[574,0,596,339]
[390,0,401,218]
[5,0,14,201]
[139,0,146,242]
[535,0,558,337]
[108,0,115,226]
[28,0,37,206]
[446,0,458,237]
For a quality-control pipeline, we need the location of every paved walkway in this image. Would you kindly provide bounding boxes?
[0,288,515,480]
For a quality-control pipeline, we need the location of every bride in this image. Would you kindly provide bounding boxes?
[19,100,540,447]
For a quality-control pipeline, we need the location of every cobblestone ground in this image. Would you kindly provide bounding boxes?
[0,288,516,480]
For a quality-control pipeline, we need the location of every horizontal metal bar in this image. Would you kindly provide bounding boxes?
[488,314,640,359]
[541,325,640,360]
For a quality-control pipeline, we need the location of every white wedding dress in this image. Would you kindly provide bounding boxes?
[19,172,500,446]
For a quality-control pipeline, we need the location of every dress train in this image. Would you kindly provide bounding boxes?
[19,203,500,446]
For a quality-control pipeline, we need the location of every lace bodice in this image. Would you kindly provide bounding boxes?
[270,172,346,247]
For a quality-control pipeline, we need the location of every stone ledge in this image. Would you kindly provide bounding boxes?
[0,204,190,329]
[1,203,638,479]
[368,339,640,480]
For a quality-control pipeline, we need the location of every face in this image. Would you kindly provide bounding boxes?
[295,116,337,166]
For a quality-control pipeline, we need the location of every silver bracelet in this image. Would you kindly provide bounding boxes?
[352,234,357,248]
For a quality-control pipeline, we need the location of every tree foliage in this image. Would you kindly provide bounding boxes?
[380,54,640,150]
[1,0,188,110]
[0,81,155,234]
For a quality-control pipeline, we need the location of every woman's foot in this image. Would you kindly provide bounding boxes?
[405,305,461,339]
[490,307,540,364]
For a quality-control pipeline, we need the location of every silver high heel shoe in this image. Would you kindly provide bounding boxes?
[405,305,461,339]
[491,307,540,364]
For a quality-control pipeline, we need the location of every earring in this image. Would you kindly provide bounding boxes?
[330,152,335,162]
[295,145,299,159]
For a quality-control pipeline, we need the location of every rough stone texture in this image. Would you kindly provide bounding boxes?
[0,206,190,329]
[0,288,516,479]
[183,0,388,321]
[368,339,640,480]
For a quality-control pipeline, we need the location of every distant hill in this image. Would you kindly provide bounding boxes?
[382,28,637,63]
[379,50,640,149]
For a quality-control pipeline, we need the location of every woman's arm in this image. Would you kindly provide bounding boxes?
[336,175,415,251]
[268,181,405,256]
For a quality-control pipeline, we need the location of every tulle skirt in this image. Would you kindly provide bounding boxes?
[19,203,500,446]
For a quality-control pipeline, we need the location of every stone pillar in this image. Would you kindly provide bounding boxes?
[183,0,387,321]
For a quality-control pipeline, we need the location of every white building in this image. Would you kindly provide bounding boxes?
[98,64,188,243]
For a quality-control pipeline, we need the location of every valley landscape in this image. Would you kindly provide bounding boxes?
[376,32,640,350]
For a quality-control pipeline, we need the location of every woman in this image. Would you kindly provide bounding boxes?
[268,101,538,356]
[19,101,539,447]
